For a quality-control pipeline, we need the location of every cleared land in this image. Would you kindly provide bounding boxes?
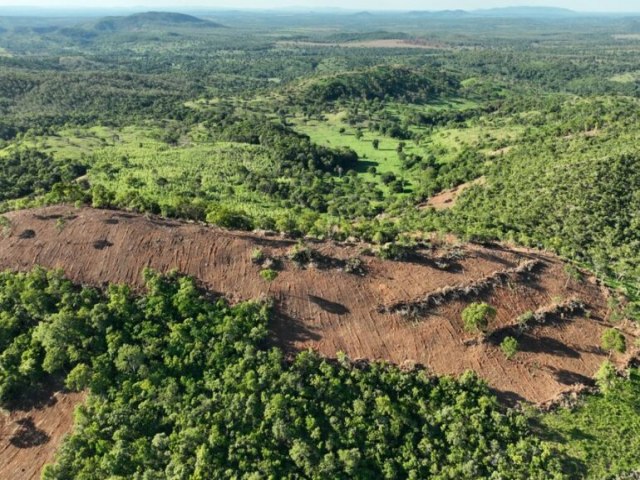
[0,390,83,480]
[0,206,635,400]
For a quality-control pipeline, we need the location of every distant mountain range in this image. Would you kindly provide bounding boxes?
[407,7,579,18]
[0,6,631,21]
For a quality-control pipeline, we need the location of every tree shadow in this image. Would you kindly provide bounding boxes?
[34,214,63,221]
[553,368,595,387]
[308,295,350,315]
[9,417,50,448]
[518,334,581,358]
[352,159,378,173]
[4,376,64,412]
[93,239,113,250]
[491,388,526,407]
[19,229,36,239]
[267,306,323,352]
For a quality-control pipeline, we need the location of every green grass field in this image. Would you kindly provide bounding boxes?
[292,115,411,189]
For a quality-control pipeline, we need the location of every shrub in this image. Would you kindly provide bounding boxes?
[377,242,413,261]
[251,248,265,265]
[500,336,519,360]
[601,328,626,354]
[344,257,365,275]
[259,269,278,282]
[517,310,535,330]
[288,243,320,266]
[462,302,497,333]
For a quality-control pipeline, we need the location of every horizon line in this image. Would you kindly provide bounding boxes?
[1,5,640,14]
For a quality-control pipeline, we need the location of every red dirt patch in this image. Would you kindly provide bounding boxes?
[0,205,635,407]
[0,390,83,480]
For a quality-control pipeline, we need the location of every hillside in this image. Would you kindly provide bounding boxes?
[0,205,634,405]
[298,66,459,104]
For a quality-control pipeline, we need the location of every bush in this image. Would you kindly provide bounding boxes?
[288,243,320,266]
[601,328,626,354]
[500,336,519,360]
[344,257,365,275]
[251,248,265,265]
[377,242,413,261]
[517,310,535,330]
[259,268,278,282]
[462,302,497,333]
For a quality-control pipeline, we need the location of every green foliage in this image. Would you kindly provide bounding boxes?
[462,302,497,333]
[251,248,265,264]
[0,149,85,201]
[0,268,564,479]
[300,66,459,104]
[259,268,279,282]
[376,242,413,261]
[541,369,640,479]
[500,336,519,359]
[601,328,626,354]
[206,205,254,231]
[594,360,618,393]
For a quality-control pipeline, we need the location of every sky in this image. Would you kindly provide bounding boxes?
[1,0,640,12]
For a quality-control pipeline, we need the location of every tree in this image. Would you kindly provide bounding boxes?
[372,139,380,150]
[594,360,617,393]
[500,336,518,359]
[601,328,626,354]
[462,302,497,333]
[65,363,92,391]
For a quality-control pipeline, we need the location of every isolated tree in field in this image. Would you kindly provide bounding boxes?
[601,328,626,354]
[372,139,380,150]
[500,336,518,360]
[462,302,496,333]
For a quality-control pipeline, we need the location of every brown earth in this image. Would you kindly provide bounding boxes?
[421,177,486,210]
[0,205,637,478]
[0,388,83,480]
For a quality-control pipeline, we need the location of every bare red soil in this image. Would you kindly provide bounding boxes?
[0,205,637,478]
[0,390,83,480]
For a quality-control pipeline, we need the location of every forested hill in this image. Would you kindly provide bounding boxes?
[92,12,224,32]
[298,66,459,104]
